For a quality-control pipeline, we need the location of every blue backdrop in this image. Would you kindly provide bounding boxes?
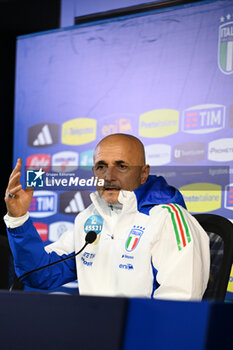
[13,0,233,298]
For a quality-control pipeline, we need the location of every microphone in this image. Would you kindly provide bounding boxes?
[85,230,97,244]
[9,231,97,292]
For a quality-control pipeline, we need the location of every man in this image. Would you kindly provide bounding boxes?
[4,134,210,299]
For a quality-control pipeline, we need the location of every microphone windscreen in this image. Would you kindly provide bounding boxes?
[85,231,97,244]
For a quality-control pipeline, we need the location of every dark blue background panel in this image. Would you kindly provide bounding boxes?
[0,291,127,350]
[123,298,210,350]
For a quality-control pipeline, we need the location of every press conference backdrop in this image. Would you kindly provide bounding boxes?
[13,0,233,299]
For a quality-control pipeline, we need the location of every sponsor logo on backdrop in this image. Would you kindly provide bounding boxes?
[49,221,74,242]
[229,105,233,128]
[28,123,59,147]
[179,183,221,213]
[145,144,171,165]
[224,184,233,210]
[59,191,92,215]
[79,150,94,167]
[62,118,96,145]
[101,117,132,136]
[173,142,205,164]
[26,154,51,172]
[182,104,225,134]
[33,222,48,241]
[29,191,57,217]
[218,15,233,75]
[208,138,233,162]
[52,151,78,172]
[139,109,179,138]
[227,265,233,293]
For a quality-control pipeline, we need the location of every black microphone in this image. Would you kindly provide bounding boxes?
[85,230,97,244]
[9,231,97,292]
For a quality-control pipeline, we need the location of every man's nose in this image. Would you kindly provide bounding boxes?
[104,166,116,182]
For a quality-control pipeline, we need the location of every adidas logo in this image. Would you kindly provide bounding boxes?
[33,125,52,146]
[59,191,92,215]
[28,123,59,147]
[65,192,85,213]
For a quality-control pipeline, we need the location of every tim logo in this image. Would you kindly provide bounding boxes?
[182,104,225,134]
[218,16,233,74]
[26,169,45,188]
[224,184,233,210]
[29,191,57,218]
[125,226,145,252]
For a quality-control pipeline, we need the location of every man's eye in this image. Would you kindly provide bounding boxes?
[95,165,105,171]
[118,164,128,170]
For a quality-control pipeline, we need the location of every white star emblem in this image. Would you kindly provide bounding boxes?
[34,168,45,181]
[220,16,225,22]
[226,14,231,20]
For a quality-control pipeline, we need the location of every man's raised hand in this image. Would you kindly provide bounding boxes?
[5,158,34,217]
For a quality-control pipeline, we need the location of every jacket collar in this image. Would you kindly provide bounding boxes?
[134,175,186,215]
[90,174,186,217]
[90,190,137,218]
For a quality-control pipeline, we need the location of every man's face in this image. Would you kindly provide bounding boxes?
[93,137,149,204]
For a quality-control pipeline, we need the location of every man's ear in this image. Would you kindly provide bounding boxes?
[140,164,150,185]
